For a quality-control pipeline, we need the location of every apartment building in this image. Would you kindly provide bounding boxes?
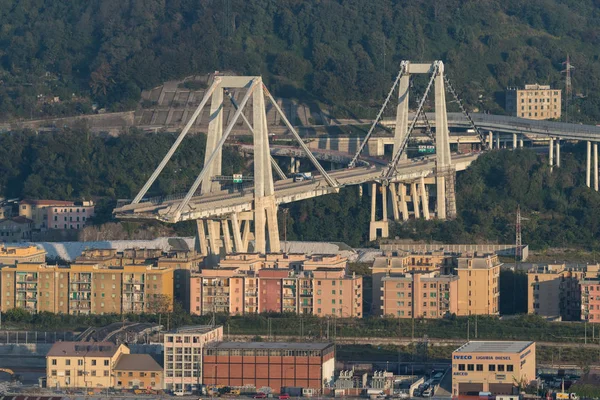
[0,263,174,314]
[0,216,33,242]
[505,84,562,120]
[189,254,362,318]
[381,272,458,318]
[371,251,454,314]
[163,325,223,393]
[456,254,500,316]
[0,245,46,266]
[581,278,600,323]
[218,253,346,272]
[19,199,75,230]
[46,341,129,389]
[47,201,95,230]
[527,264,592,321]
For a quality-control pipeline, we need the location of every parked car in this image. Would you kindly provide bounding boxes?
[279,394,291,399]
[254,393,267,399]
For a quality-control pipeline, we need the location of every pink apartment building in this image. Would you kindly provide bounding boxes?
[47,201,95,230]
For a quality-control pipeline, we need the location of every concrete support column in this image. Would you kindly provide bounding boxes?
[556,138,561,168]
[221,220,233,254]
[488,132,493,149]
[295,159,301,173]
[495,135,500,150]
[420,177,430,220]
[513,133,517,149]
[195,219,208,255]
[207,220,221,255]
[411,182,420,219]
[231,213,244,252]
[382,184,388,222]
[399,183,409,221]
[587,141,591,188]
[549,138,554,172]
[370,183,377,222]
[290,157,296,174]
[595,143,599,191]
[390,183,400,221]
[519,137,524,148]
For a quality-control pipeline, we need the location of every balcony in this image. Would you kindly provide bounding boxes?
[245,291,258,297]
[300,290,313,297]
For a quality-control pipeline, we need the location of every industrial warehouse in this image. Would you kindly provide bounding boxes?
[452,341,536,396]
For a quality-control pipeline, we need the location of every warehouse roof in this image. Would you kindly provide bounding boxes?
[454,341,534,354]
[205,341,333,351]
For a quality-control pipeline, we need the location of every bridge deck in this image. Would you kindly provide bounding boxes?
[114,153,480,222]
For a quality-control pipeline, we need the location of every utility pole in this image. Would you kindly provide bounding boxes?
[562,55,575,123]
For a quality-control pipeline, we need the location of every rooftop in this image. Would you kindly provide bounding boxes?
[170,325,221,334]
[114,354,162,372]
[47,341,121,357]
[205,341,333,351]
[454,341,534,354]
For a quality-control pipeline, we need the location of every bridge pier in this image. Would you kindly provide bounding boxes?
[495,135,500,150]
[488,132,493,149]
[513,133,517,149]
[519,137,524,148]
[587,141,592,188]
[549,138,554,172]
[595,143,599,191]
[370,183,389,241]
[555,138,560,168]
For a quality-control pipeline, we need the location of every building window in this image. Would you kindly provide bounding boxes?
[507,365,514,372]
[467,364,474,371]
[51,359,57,366]
[66,360,70,366]
[91,360,96,366]
[458,364,465,371]
[104,370,109,377]
[91,370,96,376]
[498,365,505,372]
[51,370,57,376]
[476,364,483,371]
[78,360,83,366]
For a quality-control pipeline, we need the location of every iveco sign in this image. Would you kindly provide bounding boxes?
[453,355,472,360]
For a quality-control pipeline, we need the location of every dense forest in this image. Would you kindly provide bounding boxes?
[0,128,244,201]
[2,0,600,121]
[288,146,600,249]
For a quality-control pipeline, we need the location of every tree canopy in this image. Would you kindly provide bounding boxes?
[2,1,600,121]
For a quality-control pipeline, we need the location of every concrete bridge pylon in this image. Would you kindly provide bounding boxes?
[130,75,337,257]
[365,61,468,241]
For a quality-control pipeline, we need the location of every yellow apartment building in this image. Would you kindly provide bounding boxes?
[0,245,46,266]
[505,84,561,120]
[46,341,129,389]
[0,263,174,314]
[456,254,500,316]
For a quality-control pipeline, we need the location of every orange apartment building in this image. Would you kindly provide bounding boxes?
[0,245,46,266]
[0,262,174,314]
[371,251,453,315]
[189,253,362,318]
[527,264,595,321]
[381,272,458,318]
[374,252,500,318]
[456,254,500,316]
